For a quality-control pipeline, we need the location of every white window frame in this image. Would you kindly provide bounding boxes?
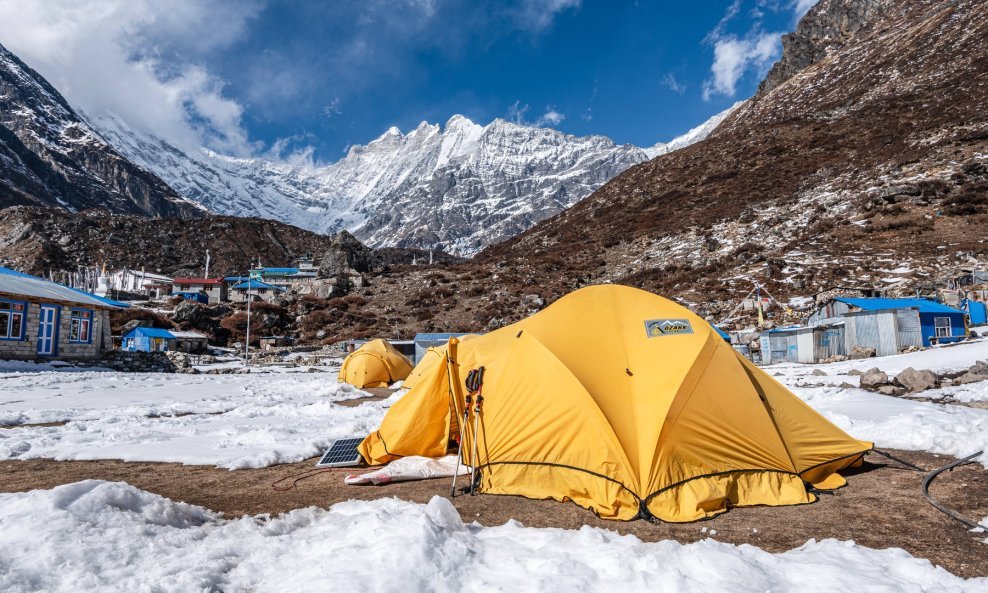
[934,317,951,338]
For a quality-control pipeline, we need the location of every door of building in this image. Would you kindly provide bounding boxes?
[37,305,59,356]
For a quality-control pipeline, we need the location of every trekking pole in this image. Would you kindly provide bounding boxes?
[451,369,477,497]
[470,367,485,496]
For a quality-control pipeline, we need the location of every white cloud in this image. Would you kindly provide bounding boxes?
[322,97,343,119]
[535,106,565,127]
[0,0,263,155]
[661,72,687,94]
[702,31,781,100]
[506,101,566,128]
[511,0,581,32]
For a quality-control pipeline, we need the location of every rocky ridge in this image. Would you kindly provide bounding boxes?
[0,43,199,218]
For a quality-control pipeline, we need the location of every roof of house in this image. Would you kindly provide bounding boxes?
[169,330,208,339]
[0,267,129,309]
[224,276,250,282]
[255,267,301,275]
[173,278,225,285]
[125,327,175,338]
[231,279,286,291]
[834,297,965,315]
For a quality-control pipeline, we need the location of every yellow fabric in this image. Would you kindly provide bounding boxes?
[338,339,413,388]
[358,285,871,521]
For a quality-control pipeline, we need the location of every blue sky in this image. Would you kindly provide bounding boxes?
[0,0,815,163]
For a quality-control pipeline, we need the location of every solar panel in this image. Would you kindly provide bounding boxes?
[314,437,365,468]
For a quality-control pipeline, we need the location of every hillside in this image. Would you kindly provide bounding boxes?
[0,206,457,278]
[480,0,988,316]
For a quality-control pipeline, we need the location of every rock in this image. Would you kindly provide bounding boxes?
[838,382,856,389]
[877,385,905,396]
[968,360,988,376]
[811,369,827,376]
[172,300,207,325]
[893,367,938,393]
[954,372,988,385]
[847,369,864,376]
[859,367,889,389]
[849,346,876,359]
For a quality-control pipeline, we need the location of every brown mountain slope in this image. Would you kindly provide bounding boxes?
[477,0,987,315]
[0,206,458,278]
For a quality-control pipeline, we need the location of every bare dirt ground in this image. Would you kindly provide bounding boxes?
[2,449,985,578]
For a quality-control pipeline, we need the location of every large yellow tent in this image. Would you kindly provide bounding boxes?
[358,285,871,522]
[338,339,413,388]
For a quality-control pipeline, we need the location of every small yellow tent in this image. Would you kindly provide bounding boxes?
[338,339,413,388]
[358,285,871,522]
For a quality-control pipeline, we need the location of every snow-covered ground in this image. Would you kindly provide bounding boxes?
[0,367,393,468]
[2,343,988,588]
[0,480,983,593]
[764,339,988,465]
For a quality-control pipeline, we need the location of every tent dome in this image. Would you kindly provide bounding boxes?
[359,285,870,521]
[338,339,413,388]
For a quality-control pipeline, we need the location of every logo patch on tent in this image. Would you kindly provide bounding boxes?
[644,319,693,337]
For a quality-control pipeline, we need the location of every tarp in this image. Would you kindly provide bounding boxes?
[359,285,871,522]
[338,338,414,388]
[344,455,466,485]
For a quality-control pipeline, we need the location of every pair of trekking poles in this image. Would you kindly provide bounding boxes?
[451,366,485,497]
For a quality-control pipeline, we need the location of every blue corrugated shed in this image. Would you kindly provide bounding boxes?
[128,327,174,338]
[834,297,963,315]
[256,268,300,275]
[121,326,175,352]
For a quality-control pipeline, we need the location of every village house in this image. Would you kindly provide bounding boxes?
[95,269,173,300]
[229,279,286,303]
[249,255,319,290]
[171,278,228,304]
[0,266,126,361]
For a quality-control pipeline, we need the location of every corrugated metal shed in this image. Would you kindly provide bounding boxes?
[0,267,128,309]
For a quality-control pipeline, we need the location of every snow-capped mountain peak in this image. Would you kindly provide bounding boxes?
[87,107,736,256]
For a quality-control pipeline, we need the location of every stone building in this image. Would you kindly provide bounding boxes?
[0,266,127,361]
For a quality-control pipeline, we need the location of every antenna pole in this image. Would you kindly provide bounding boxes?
[245,279,252,367]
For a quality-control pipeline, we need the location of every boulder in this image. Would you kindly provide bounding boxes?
[877,385,906,396]
[811,369,828,376]
[893,367,938,393]
[847,369,864,376]
[968,360,988,376]
[859,367,889,389]
[849,346,876,359]
[954,372,988,385]
[172,300,207,325]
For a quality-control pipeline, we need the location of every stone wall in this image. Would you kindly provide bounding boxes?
[75,349,182,373]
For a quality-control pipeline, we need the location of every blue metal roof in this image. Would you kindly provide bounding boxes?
[224,276,250,282]
[415,333,471,341]
[710,324,731,342]
[256,267,300,275]
[835,297,964,315]
[124,327,174,338]
[231,279,286,291]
